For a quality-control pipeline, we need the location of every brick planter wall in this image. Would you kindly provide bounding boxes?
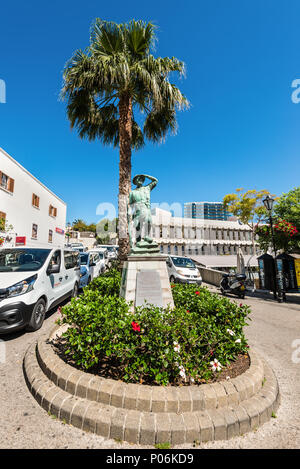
[23,325,280,445]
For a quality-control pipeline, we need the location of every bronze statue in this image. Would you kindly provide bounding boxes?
[128,174,160,254]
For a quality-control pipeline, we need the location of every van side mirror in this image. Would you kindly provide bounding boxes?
[89,262,96,267]
[47,264,60,275]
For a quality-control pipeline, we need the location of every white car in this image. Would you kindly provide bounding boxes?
[166,256,202,285]
[0,246,80,335]
[96,245,118,260]
[91,247,110,268]
[69,242,85,253]
[80,250,106,285]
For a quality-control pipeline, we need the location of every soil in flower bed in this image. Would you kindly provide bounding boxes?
[51,337,250,386]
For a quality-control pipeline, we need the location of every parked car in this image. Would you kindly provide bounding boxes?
[79,251,104,288]
[0,246,80,335]
[67,242,85,253]
[166,256,202,285]
[89,250,107,273]
[96,245,118,260]
[91,247,110,268]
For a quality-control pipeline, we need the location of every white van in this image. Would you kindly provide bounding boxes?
[88,250,106,275]
[0,246,80,335]
[166,256,202,285]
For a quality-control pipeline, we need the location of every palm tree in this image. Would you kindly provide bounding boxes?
[62,19,189,261]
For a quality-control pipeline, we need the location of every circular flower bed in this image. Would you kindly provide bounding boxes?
[57,269,250,386]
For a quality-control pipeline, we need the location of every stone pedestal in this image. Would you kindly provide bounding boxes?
[120,254,174,310]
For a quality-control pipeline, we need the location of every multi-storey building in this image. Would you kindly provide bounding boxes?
[184,201,230,221]
[0,147,67,247]
[151,208,255,257]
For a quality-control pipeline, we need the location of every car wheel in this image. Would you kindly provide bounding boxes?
[170,275,175,284]
[26,298,46,332]
[72,282,79,298]
[87,276,91,285]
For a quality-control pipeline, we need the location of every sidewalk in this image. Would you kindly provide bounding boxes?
[204,282,300,307]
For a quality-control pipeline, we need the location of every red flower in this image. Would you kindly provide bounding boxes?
[171,285,175,288]
[186,310,190,313]
[195,291,200,295]
[131,321,141,332]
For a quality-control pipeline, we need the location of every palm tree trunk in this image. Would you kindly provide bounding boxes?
[118,93,132,263]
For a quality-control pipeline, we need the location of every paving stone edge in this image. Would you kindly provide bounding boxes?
[23,335,280,445]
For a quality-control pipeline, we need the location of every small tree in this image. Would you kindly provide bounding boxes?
[255,219,299,253]
[223,189,273,255]
[96,217,118,245]
[274,187,300,230]
[254,187,300,253]
[72,219,97,232]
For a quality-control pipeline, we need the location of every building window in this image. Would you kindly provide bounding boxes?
[0,171,14,193]
[48,229,53,243]
[167,245,171,254]
[174,245,178,255]
[32,223,38,239]
[32,193,40,208]
[49,205,57,217]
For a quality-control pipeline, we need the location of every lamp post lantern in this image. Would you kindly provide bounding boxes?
[263,196,284,302]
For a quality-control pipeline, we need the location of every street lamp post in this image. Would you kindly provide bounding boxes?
[263,196,284,303]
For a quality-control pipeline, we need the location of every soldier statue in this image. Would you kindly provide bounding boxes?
[128,174,160,253]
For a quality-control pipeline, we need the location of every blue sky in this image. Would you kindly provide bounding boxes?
[1,0,300,224]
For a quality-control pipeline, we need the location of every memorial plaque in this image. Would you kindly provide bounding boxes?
[120,266,128,297]
[135,269,163,307]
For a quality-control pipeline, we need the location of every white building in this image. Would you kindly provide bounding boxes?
[151,208,256,257]
[0,147,67,247]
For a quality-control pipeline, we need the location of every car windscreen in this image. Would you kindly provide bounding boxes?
[0,248,51,272]
[80,253,89,265]
[171,257,195,268]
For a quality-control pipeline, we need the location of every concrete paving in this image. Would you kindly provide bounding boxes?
[0,289,300,449]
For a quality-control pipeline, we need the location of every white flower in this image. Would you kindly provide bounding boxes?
[174,344,180,353]
[235,339,241,343]
[210,358,222,372]
[179,370,186,378]
[190,377,195,383]
[173,341,178,345]
[227,329,235,336]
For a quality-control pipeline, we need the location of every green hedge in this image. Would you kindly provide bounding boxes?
[57,269,250,385]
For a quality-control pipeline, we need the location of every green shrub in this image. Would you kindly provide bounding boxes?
[57,271,250,385]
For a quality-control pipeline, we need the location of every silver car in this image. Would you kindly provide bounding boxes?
[166,256,202,285]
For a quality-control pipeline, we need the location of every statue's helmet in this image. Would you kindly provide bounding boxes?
[132,174,145,186]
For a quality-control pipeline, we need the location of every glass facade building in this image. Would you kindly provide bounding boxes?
[184,202,230,221]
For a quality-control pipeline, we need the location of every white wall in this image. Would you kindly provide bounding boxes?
[0,147,67,247]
